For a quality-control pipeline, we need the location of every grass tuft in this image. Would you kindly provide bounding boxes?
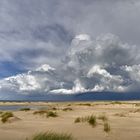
[46,111,58,118]
[62,108,73,111]
[88,115,97,127]
[32,132,74,140]
[20,108,30,111]
[1,112,14,123]
[104,122,110,133]
[74,115,97,127]
[77,103,91,106]
[33,110,58,118]
[74,117,81,123]
[33,110,48,115]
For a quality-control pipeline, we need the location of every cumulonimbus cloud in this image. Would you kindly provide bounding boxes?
[0,33,140,95]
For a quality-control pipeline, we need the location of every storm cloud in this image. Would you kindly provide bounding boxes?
[0,0,140,97]
[0,33,140,95]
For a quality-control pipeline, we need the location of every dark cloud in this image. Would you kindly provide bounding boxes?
[0,0,140,97]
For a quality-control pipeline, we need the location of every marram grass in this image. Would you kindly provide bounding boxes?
[32,132,74,140]
[1,112,13,123]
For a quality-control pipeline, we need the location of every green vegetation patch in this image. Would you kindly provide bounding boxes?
[33,110,48,115]
[88,115,97,127]
[62,108,73,111]
[74,117,81,123]
[20,108,31,111]
[77,103,91,106]
[74,115,97,127]
[33,110,58,118]
[1,112,14,123]
[32,132,74,140]
[46,111,58,118]
[104,122,110,133]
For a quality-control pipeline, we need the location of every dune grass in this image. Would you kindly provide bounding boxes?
[1,112,14,123]
[74,115,97,127]
[33,110,48,115]
[32,132,74,140]
[20,108,30,111]
[46,111,58,118]
[77,103,91,106]
[88,115,97,127]
[74,117,81,123]
[62,107,73,111]
[104,122,110,133]
[51,107,57,110]
[33,110,58,118]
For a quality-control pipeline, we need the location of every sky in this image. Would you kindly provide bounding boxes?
[0,0,140,100]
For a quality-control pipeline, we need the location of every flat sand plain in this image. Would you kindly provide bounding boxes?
[0,101,140,140]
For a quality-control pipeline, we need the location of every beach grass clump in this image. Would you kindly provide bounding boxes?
[32,132,74,140]
[78,103,91,106]
[51,107,57,111]
[88,115,97,127]
[33,110,58,118]
[104,122,110,133]
[98,115,108,122]
[74,116,88,123]
[74,115,97,127]
[62,107,73,111]
[20,108,30,111]
[33,110,48,115]
[74,117,81,123]
[135,103,140,107]
[46,111,58,118]
[1,112,14,123]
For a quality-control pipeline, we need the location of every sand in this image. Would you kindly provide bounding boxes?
[0,101,140,140]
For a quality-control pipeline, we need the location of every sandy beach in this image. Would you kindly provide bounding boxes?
[0,101,140,140]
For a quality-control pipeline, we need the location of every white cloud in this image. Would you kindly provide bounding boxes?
[0,33,140,95]
[36,64,55,72]
[122,65,140,84]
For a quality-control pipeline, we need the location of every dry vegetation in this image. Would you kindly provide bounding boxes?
[20,108,31,111]
[33,110,58,118]
[104,122,110,133]
[62,107,73,111]
[74,115,97,127]
[31,132,75,140]
[74,114,110,132]
[0,112,14,123]
[0,101,140,140]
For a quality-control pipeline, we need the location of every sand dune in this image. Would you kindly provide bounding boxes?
[0,101,140,140]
